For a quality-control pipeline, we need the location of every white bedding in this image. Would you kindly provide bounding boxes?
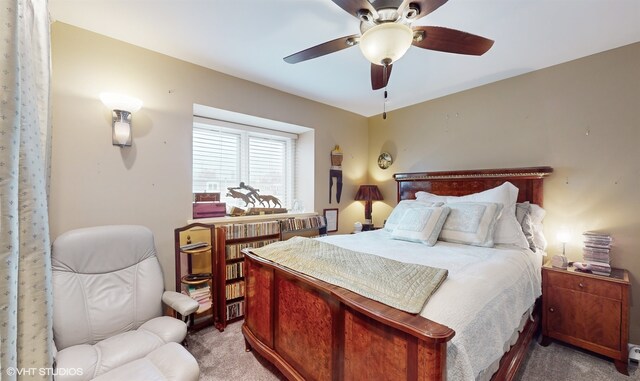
[318,229,542,381]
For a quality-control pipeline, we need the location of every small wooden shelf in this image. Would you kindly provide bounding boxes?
[224,233,280,245]
[179,245,212,255]
[180,275,211,286]
[174,223,217,332]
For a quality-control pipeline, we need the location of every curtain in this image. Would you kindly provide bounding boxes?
[0,0,53,379]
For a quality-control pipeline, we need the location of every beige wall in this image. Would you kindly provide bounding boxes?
[49,23,368,289]
[51,21,640,342]
[368,42,640,342]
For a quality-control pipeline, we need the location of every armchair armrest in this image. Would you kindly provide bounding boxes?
[162,291,199,316]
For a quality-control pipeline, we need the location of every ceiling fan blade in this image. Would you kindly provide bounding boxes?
[371,63,393,90]
[284,34,359,64]
[399,0,448,20]
[331,0,378,20]
[412,26,494,56]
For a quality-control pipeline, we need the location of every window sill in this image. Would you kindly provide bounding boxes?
[187,212,318,225]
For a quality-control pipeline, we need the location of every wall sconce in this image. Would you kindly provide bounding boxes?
[99,92,143,147]
[354,184,383,231]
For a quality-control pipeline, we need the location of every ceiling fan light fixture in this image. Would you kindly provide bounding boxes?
[359,23,413,65]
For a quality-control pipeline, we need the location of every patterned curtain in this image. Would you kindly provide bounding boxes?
[0,0,53,379]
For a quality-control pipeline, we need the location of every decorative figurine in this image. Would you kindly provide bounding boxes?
[226,182,282,210]
[329,145,343,203]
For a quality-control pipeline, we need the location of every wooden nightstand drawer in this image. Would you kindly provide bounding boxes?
[545,270,622,300]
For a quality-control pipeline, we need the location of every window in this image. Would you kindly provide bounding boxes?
[193,118,296,209]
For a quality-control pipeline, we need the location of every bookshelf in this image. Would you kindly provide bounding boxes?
[174,223,217,331]
[215,221,281,330]
[175,215,327,332]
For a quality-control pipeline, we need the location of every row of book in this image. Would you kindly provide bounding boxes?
[226,262,244,280]
[225,239,279,260]
[583,231,612,276]
[221,221,280,240]
[185,283,212,314]
[281,216,326,232]
[226,300,244,321]
[225,281,245,300]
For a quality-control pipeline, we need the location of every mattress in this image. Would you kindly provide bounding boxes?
[318,229,542,381]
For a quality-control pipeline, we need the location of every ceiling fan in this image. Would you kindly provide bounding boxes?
[284,0,494,91]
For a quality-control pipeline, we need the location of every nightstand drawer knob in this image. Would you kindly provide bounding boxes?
[549,307,555,312]
[579,282,584,288]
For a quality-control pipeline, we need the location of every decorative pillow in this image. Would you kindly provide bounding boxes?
[515,202,536,251]
[415,191,447,203]
[391,206,450,246]
[439,202,503,247]
[529,203,546,225]
[529,203,547,251]
[515,202,531,226]
[417,182,529,249]
[384,200,444,232]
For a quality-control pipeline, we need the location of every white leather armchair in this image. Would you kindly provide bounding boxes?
[52,225,200,381]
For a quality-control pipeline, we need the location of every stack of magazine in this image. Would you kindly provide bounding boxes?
[186,283,212,313]
[582,231,612,276]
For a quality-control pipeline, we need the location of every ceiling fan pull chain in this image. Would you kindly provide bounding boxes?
[383,88,388,119]
[383,63,388,119]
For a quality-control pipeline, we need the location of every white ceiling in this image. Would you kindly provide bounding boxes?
[49,0,640,117]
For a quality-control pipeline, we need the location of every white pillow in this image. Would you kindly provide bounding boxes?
[384,200,444,232]
[529,203,546,225]
[515,201,531,225]
[417,182,529,249]
[529,203,547,251]
[391,206,450,246]
[439,202,503,247]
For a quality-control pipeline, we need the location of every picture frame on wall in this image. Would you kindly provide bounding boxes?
[323,208,338,233]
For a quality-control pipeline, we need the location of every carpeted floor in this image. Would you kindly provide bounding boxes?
[189,321,639,380]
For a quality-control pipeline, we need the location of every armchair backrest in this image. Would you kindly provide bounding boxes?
[52,225,164,350]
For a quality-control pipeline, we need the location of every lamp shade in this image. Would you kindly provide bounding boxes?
[557,230,571,244]
[113,120,131,146]
[100,92,143,113]
[354,185,383,201]
[359,23,413,65]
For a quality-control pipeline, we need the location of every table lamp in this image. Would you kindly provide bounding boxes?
[354,185,383,231]
[552,230,570,269]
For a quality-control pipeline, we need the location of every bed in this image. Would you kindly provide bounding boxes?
[242,166,553,381]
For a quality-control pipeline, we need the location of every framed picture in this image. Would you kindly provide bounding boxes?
[323,208,339,233]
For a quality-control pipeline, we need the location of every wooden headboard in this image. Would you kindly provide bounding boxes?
[394,167,553,205]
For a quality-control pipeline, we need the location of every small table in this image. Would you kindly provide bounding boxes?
[541,263,630,375]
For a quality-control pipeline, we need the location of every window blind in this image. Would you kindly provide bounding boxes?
[193,121,295,208]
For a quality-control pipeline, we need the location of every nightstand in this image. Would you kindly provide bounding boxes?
[541,264,630,375]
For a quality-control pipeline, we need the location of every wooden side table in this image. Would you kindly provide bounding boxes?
[541,263,630,375]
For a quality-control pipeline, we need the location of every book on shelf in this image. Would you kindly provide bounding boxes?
[226,262,244,280]
[281,216,326,232]
[221,221,280,240]
[225,239,278,260]
[185,283,212,313]
[225,281,245,300]
[226,300,245,320]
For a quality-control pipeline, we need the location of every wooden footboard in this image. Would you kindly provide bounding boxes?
[243,252,455,381]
